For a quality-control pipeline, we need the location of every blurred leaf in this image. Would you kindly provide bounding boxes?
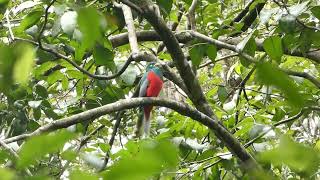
[47,70,64,85]
[104,139,178,180]
[18,130,75,168]
[217,86,228,103]
[93,44,115,69]
[0,168,14,180]
[272,108,285,122]
[18,10,42,31]
[256,62,304,108]
[34,84,48,98]
[77,7,102,51]
[120,64,137,85]
[156,0,173,15]
[206,45,217,62]
[263,36,283,63]
[259,135,320,176]
[0,44,15,93]
[189,44,207,68]
[311,6,320,20]
[61,150,77,161]
[279,14,296,34]
[13,44,35,84]
[70,170,99,180]
[240,38,256,67]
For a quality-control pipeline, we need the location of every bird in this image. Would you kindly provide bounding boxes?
[137,62,164,137]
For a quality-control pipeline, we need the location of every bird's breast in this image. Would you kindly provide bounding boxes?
[146,71,163,97]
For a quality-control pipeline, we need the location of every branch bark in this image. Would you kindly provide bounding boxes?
[2,97,256,168]
[109,30,320,64]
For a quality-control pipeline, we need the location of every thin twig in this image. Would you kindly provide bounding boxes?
[5,10,14,42]
[38,0,56,47]
[14,37,135,80]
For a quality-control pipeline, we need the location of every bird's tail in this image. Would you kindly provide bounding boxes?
[135,106,152,138]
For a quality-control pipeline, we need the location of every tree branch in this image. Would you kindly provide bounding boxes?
[109,31,320,64]
[186,0,198,30]
[38,0,56,47]
[2,97,256,168]
[15,37,135,80]
[121,4,139,53]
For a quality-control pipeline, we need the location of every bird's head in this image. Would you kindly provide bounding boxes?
[146,62,163,78]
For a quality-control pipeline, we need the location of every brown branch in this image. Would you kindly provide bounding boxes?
[109,31,320,64]
[199,54,238,69]
[14,37,135,80]
[2,97,256,168]
[186,0,198,30]
[100,111,124,171]
[284,70,320,89]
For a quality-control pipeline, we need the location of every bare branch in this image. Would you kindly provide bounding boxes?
[284,70,320,89]
[121,4,139,53]
[5,10,14,42]
[109,31,320,64]
[101,112,124,171]
[186,0,198,30]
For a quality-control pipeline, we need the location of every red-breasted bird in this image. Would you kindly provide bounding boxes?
[137,62,163,137]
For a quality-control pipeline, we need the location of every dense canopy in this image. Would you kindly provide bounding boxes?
[0,0,319,179]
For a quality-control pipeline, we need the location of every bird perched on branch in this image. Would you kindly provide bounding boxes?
[136,62,163,137]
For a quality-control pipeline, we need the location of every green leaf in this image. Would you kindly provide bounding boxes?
[279,14,296,34]
[206,45,217,62]
[0,168,14,180]
[271,108,285,122]
[311,6,320,20]
[34,84,48,98]
[77,7,102,51]
[263,36,283,63]
[19,10,43,31]
[240,38,256,67]
[33,61,57,79]
[93,44,115,69]
[256,62,304,108]
[47,70,64,85]
[189,44,207,68]
[104,139,178,180]
[13,44,35,84]
[156,0,173,14]
[17,130,75,168]
[66,70,84,79]
[0,44,15,93]
[61,150,77,161]
[120,64,137,85]
[259,135,320,176]
[70,170,99,180]
[217,86,228,103]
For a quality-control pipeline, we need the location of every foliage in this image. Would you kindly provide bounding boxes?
[0,0,319,179]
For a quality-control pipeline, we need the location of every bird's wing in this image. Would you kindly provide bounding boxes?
[139,72,149,97]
